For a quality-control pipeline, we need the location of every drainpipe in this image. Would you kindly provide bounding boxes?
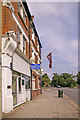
[29,20,30,60]
[29,20,32,100]
[40,50,42,94]
[40,65,42,94]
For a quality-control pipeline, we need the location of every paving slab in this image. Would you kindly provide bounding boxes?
[2,88,78,119]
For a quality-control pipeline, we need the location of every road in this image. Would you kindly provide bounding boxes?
[53,88,78,105]
[63,88,78,105]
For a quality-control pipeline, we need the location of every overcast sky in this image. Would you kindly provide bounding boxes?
[28,2,78,79]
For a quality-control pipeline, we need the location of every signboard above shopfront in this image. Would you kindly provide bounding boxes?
[31,64,40,69]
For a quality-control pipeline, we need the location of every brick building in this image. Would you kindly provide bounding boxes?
[1,0,42,113]
[0,1,2,119]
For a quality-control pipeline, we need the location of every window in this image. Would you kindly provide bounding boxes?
[18,2,26,24]
[12,71,21,76]
[39,47,41,54]
[18,77,21,93]
[32,75,35,90]
[25,80,30,89]
[35,79,37,89]
[38,59,39,64]
[18,2,21,11]
[37,44,39,52]
[23,10,26,23]
[17,27,21,49]
[18,2,23,17]
[32,29,35,43]
[23,36,26,55]
[33,75,37,89]
[17,27,20,40]
[12,76,17,94]
[39,78,41,84]
[39,77,41,88]
[35,55,37,64]
[22,79,24,85]
[22,74,30,89]
[32,50,35,61]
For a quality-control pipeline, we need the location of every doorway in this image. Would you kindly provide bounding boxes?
[12,76,17,106]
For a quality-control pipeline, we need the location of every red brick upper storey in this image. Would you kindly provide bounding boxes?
[2,0,42,62]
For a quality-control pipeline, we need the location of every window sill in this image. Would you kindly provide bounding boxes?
[33,89,38,91]
[26,89,31,91]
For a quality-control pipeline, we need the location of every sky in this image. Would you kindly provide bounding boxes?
[28,2,78,79]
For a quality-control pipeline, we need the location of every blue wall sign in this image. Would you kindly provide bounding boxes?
[31,64,40,69]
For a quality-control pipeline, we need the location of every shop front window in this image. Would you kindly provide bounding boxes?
[12,71,21,76]
[18,77,21,93]
[25,80,30,89]
[22,79,24,85]
[23,36,26,55]
[22,74,30,89]
[17,27,21,49]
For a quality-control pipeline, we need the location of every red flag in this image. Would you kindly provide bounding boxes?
[47,52,52,69]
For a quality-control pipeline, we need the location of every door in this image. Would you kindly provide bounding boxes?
[21,78,26,102]
[12,76,17,106]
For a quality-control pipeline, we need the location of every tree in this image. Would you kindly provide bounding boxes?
[76,72,80,85]
[42,73,50,87]
[51,73,60,87]
[51,73,77,88]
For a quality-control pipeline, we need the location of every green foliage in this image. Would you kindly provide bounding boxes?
[51,73,59,87]
[50,73,77,88]
[42,73,50,87]
[76,72,80,85]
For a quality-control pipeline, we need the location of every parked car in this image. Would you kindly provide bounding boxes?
[57,85,61,88]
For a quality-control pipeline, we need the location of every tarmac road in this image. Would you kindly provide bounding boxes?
[53,87,78,105]
[63,88,78,105]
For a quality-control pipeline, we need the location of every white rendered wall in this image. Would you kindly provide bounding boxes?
[2,54,13,113]
[2,33,17,113]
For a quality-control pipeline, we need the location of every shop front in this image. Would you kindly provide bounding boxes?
[12,52,31,107]
[2,32,31,113]
[12,71,31,108]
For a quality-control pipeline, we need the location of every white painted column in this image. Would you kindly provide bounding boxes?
[2,33,17,113]
[2,54,13,113]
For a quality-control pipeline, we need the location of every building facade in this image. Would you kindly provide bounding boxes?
[1,0,42,113]
[0,1,2,119]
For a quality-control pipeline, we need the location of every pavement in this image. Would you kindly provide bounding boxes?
[2,88,79,119]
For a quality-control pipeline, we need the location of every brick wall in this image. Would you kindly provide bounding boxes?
[2,1,41,100]
[2,2,30,58]
[32,90,38,98]
[32,71,38,89]
[2,6,17,34]
[26,40,29,59]
[32,89,41,98]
